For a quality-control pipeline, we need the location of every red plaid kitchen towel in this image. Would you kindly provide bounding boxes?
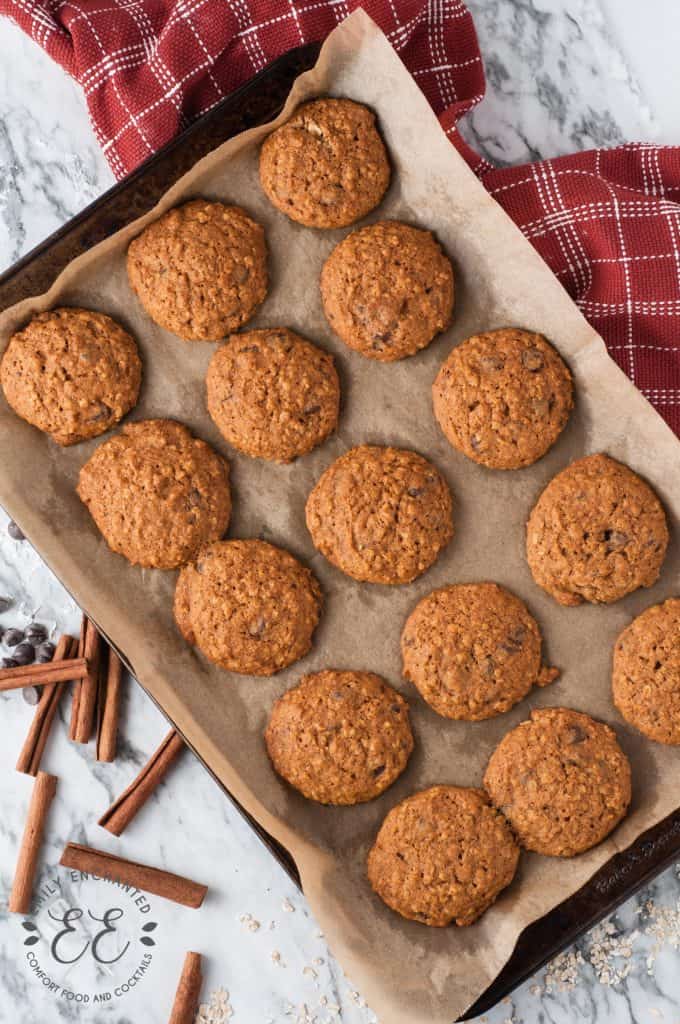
[4,0,680,432]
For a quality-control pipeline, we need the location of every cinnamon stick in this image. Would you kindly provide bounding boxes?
[96,645,124,763]
[59,843,207,909]
[16,635,76,775]
[0,657,88,692]
[99,730,184,835]
[69,613,87,741]
[169,952,203,1024]
[73,617,102,744]
[9,772,58,914]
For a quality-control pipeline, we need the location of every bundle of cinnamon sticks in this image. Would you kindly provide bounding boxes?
[6,611,204,1022]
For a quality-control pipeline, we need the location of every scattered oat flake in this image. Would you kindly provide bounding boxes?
[282,897,295,912]
[271,949,286,967]
[239,912,260,932]
[303,966,318,980]
[543,949,585,993]
[195,987,233,1024]
[586,922,637,986]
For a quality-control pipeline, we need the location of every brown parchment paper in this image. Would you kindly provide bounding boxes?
[1,12,679,1021]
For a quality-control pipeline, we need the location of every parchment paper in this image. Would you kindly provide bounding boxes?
[1,12,679,1021]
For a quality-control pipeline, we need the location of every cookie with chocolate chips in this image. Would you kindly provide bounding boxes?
[401,583,559,720]
[206,328,340,462]
[305,444,454,585]
[77,419,231,569]
[259,97,390,228]
[612,598,680,744]
[432,328,573,469]
[367,785,519,927]
[174,539,322,675]
[320,221,454,361]
[526,453,668,606]
[265,669,413,804]
[127,200,267,341]
[1,307,141,445]
[484,707,631,857]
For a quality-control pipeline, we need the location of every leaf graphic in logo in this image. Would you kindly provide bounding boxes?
[24,936,40,947]
[21,921,38,932]
[139,936,156,947]
[141,922,158,933]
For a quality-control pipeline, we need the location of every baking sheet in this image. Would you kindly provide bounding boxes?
[0,12,679,1021]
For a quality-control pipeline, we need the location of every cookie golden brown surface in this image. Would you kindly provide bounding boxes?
[612,598,680,744]
[401,583,559,720]
[127,200,267,341]
[206,328,340,462]
[526,454,668,606]
[259,97,390,228]
[77,419,231,569]
[432,328,573,469]
[484,707,631,857]
[367,785,519,927]
[174,539,322,675]
[320,221,454,361]
[265,670,413,804]
[1,307,141,445]
[305,445,454,585]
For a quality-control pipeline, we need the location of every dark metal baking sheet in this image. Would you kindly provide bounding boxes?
[2,41,679,1021]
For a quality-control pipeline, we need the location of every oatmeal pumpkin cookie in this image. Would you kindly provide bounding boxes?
[259,97,390,228]
[265,669,413,804]
[367,785,519,927]
[174,539,322,675]
[77,419,231,569]
[321,221,454,361]
[305,445,454,585]
[206,328,339,462]
[612,598,680,744]
[1,307,141,445]
[484,707,631,857]
[401,583,559,720]
[126,200,267,340]
[432,328,573,469]
[526,454,668,606]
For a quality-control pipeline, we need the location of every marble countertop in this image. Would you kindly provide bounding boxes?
[1,1,679,1022]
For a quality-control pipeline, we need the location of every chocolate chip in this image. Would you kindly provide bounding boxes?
[470,435,482,452]
[521,347,545,371]
[36,642,56,663]
[187,489,202,508]
[4,628,25,647]
[1,657,18,669]
[407,487,424,497]
[13,642,35,666]
[7,520,25,541]
[566,724,587,745]
[0,596,13,613]
[372,765,385,778]
[25,622,48,643]
[303,405,321,416]
[22,686,41,706]
[480,656,495,677]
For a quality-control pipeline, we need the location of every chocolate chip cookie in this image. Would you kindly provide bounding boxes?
[484,707,631,857]
[127,200,267,340]
[320,221,454,361]
[1,307,141,445]
[259,97,390,228]
[526,454,668,606]
[367,785,519,927]
[401,583,559,720]
[206,328,340,462]
[265,669,413,804]
[305,445,454,585]
[174,539,322,675]
[432,328,573,469]
[77,419,231,569]
[612,598,680,744]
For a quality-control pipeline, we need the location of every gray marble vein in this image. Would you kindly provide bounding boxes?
[1,1,679,1021]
